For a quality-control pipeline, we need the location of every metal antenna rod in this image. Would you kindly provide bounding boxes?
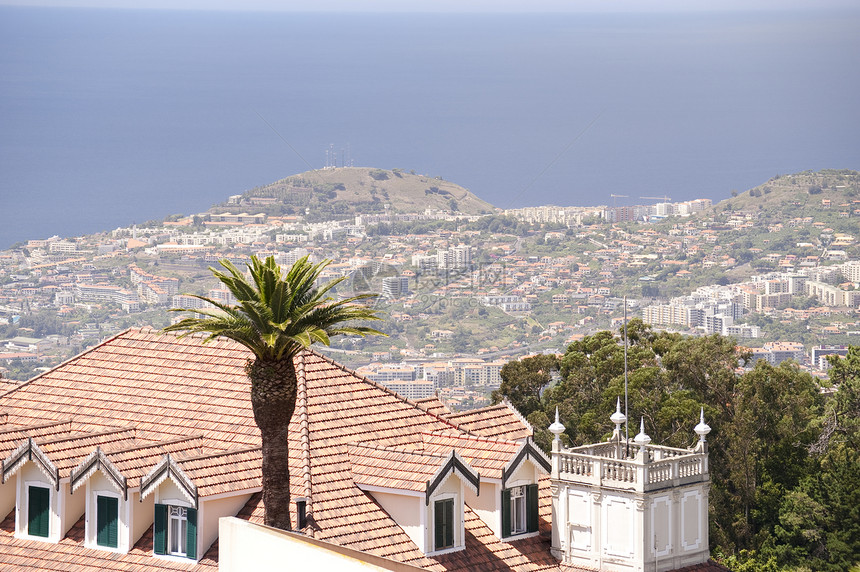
[624,295,629,458]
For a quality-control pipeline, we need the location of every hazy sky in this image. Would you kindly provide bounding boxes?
[2,0,857,11]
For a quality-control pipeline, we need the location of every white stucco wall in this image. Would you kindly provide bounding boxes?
[557,482,710,572]
[156,479,194,508]
[199,494,254,558]
[0,474,16,522]
[506,461,538,488]
[61,479,84,537]
[466,481,499,538]
[131,490,154,546]
[219,517,427,572]
[369,491,424,552]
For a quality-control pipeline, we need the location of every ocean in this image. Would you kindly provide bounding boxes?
[1,7,859,249]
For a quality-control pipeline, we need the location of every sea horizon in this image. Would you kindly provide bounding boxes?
[1,6,859,248]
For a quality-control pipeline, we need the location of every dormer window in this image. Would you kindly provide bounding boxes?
[502,484,538,538]
[95,495,119,548]
[141,454,199,561]
[509,486,527,535]
[154,503,197,559]
[27,485,50,538]
[434,497,455,550]
[349,444,479,556]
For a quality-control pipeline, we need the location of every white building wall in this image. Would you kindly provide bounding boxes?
[131,490,153,546]
[199,493,254,560]
[219,517,426,572]
[368,491,424,552]
[466,481,500,538]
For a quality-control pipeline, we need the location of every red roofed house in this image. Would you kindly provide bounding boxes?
[0,328,722,571]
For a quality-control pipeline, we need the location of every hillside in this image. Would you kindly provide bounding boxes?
[213,167,496,219]
[713,169,860,219]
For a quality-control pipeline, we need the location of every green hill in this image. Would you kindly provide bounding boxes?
[213,167,496,220]
[714,169,860,218]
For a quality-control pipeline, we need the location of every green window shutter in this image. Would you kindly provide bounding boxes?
[443,499,454,548]
[434,498,454,550]
[96,496,119,548]
[501,488,511,538]
[434,500,444,549]
[28,486,50,538]
[185,508,197,560]
[153,504,167,555]
[526,484,539,533]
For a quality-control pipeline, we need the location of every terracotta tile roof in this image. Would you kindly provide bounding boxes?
[413,395,452,417]
[104,434,207,482]
[0,327,257,449]
[0,508,219,571]
[0,328,704,572]
[177,447,262,497]
[443,401,533,441]
[349,443,449,493]
[0,419,74,458]
[33,426,137,473]
[419,431,521,474]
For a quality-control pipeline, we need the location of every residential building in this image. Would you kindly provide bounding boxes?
[0,328,722,572]
[382,276,410,299]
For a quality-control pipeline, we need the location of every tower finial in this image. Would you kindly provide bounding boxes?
[610,396,626,428]
[549,407,565,442]
[633,417,651,445]
[694,407,711,442]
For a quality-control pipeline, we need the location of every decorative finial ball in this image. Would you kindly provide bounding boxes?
[633,417,651,445]
[610,396,627,427]
[694,407,711,441]
[549,407,565,438]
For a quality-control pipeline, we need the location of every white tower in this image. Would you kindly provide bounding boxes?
[550,408,712,571]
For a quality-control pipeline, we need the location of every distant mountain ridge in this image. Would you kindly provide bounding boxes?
[212,167,496,219]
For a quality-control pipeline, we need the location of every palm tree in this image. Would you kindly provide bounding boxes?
[164,255,384,530]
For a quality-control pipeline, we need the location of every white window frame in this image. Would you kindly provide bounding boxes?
[86,487,125,553]
[509,485,527,535]
[154,495,196,563]
[428,492,462,555]
[18,479,54,542]
[167,504,189,557]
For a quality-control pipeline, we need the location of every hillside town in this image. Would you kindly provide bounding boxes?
[2,169,859,411]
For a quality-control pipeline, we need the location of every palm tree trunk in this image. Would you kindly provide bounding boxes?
[247,356,298,531]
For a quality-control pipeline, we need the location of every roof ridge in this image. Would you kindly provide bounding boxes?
[306,348,472,434]
[177,445,261,463]
[421,430,519,447]
[0,417,73,436]
[0,328,133,399]
[349,441,448,459]
[296,352,315,538]
[105,433,205,456]
[443,402,507,419]
[501,398,535,436]
[36,426,134,446]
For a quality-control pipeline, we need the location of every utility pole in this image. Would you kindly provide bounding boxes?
[624,295,629,457]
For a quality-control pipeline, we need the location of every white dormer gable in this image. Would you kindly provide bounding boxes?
[3,438,64,543]
[500,438,549,540]
[424,451,479,555]
[70,448,132,553]
[348,444,480,556]
[140,454,200,561]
